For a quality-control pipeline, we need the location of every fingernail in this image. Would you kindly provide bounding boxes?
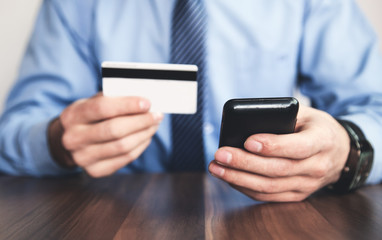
[151,112,164,122]
[139,100,150,111]
[215,149,232,165]
[245,139,263,152]
[209,163,225,177]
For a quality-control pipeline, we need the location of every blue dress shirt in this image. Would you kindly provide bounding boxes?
[1,0,382,184]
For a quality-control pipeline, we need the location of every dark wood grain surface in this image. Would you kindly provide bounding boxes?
[0,172,381,240]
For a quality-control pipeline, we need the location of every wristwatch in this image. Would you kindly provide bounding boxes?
[328,119,374,193]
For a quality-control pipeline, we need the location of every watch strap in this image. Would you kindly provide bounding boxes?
[329,119,374,193]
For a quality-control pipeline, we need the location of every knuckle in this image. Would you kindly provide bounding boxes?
[262,179,278,194]
[60,109,73,127]
[324,132,335,151]
[103,121,121,139]
[222,169,239,185]
[146,113,157,126]
[304,138,315,150]
[312,162,328,178]
[133,114,156,131]
[114,138,130,153]
[71,151,90,167]
[301,141,314,156]
[289,140,313,159]
[263,139,278,153]
[90,99,109,118]
[274,161,293,177]
[304,181,321,194]
[234,151,250,169]
[61,132,76,150]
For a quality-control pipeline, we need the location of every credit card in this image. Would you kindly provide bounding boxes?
[102,62,198,114]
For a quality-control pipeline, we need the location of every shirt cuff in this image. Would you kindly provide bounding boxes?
[27,118,80,176]
[339,114,382,185]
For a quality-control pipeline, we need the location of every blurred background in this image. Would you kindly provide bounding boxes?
[0,0,381,112]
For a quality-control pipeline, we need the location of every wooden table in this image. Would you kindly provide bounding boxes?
[0,172,381,240]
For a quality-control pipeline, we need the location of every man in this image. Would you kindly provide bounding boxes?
[0,0,381,202]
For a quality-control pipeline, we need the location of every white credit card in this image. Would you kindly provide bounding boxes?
[102,62,198,114]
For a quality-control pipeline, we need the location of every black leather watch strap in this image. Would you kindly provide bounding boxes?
[328,119,374,193]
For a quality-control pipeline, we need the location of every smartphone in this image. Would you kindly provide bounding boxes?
[218,97,299,149]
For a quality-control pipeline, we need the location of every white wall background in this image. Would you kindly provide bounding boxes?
[0,0,382,112]
[0,0,42,112]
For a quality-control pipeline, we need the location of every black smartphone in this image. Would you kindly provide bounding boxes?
[218,97,299,149]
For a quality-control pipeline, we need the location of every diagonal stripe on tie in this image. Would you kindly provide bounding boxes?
[170,0,207,172]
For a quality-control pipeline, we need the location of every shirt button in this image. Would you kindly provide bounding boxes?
[204,123,214,135]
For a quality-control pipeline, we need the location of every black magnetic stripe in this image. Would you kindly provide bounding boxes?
[102,68,197,81]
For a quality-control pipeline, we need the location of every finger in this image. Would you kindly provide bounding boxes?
[215,147,305,177]
[84,139,152,178]
[215,147,328,178]
[61,95,151,125]
[62,112,163,149]
[244,130,321,160]
[72,125,159,167]
[232,185,309,202]
[208,161,319,194]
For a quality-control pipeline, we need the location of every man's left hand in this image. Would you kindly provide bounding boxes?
[209,105,350,202]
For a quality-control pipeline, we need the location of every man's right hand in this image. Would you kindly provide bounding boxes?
[48,93,163,177]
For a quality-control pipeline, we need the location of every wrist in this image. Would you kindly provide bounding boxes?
[48,117,77,169]
[328,119,374,193]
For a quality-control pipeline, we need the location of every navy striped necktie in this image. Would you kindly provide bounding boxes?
[170,0,207,171]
